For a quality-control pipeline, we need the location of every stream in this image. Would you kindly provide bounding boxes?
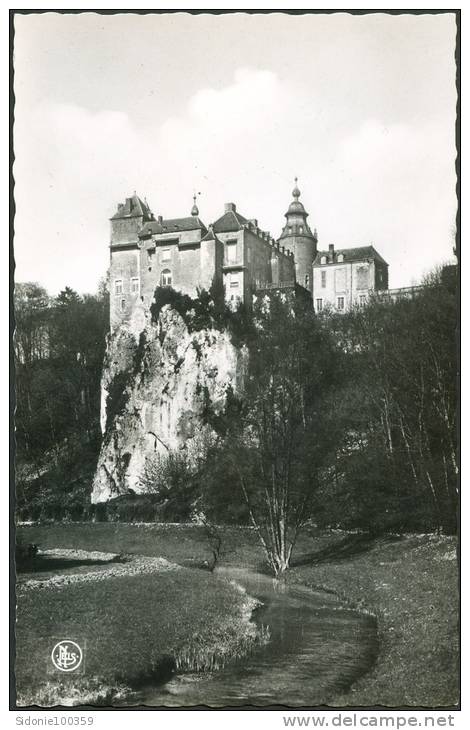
[135,567,378,707]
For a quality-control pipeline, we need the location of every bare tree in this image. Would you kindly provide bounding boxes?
[216,294,339,575]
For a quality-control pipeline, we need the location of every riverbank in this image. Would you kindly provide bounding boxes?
[288,532,459,707]
[16,550,265,706]
[16,524,459,707]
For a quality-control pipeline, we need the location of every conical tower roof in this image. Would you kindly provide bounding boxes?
[286,177,306,215]
[279,177,315,240]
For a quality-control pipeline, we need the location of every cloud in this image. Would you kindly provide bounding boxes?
[316,118,457,282]
[14,102,143,292]
[152,68,295,212]
[13,68,456,293]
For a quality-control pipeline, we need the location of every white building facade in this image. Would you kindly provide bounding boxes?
[312,244,389,313]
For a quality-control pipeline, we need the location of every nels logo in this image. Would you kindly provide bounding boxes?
[51,640,83,672]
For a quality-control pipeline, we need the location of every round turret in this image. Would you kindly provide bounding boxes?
[278,178,317,294]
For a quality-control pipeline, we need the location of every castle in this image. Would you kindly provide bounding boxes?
[109,180,389,329]
[95,183,399,503]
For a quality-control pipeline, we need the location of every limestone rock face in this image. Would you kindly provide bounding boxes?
[91,305,246,503]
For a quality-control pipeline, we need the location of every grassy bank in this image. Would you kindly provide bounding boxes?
[17,522,264,570]
[16,524,459,707]
[288,533,459,707]
[16,559,264,706]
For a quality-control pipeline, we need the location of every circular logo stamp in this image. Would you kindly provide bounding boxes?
[51,640,83,672]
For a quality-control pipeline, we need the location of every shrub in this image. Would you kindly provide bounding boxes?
[150,285,255,347]
[16,540,39,571]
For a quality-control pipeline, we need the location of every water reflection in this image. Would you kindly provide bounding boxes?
[136,567,378,707]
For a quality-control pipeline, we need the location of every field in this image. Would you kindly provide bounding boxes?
[17,522,264,570]
[288,532,459,707]
[15,538,264,706]
[16,523,459,707]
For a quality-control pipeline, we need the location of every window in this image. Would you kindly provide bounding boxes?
[162,248,171,262]
[321,255,327,265]
[230,277,240,289]
[161,269,172,287]
[335,268,347,292]
[316,298,323,312]
[337,253,344,263]
[299,226,303,234]
[226,242,237,264]
[121,299,126,311]
[131,278,139,294]
[147,250,155,270]
[115,279,123,295]
[288,226,292,234]
[304,274,310,288]
[337,296,345,311]
[356,265,369,290]
[359,294,367,307]
[321,270,327,288]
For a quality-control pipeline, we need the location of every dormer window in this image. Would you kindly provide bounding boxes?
[337,253,344,263]
[321,256,327,265]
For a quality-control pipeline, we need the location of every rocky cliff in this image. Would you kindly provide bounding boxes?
[91,305,247,503]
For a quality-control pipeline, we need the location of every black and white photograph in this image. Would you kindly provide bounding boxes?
[11,8,459,712]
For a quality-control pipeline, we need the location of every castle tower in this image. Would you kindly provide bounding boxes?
[109,193,154,329]
[110,193,153,245]
[278,178,317,294]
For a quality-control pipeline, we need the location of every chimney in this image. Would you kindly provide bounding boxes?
[328,243,335,262]
[158,215,163,224]
[225,203,236,213]
[249,219,258,227]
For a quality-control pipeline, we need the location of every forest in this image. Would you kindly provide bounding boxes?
[14,267,458,547]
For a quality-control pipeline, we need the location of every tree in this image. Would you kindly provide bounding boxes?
[213,294,340,575]
[140,444,226,570]
[14,281,109,520]
[323,267,458,534]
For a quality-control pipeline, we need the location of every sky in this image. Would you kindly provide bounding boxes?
[13,11,457,294]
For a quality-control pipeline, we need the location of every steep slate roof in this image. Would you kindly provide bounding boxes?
[200,225,220,242]
[313,245,388,266]
[213,209,249,233]
[111,195,153,221]
[139,216,207,238]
